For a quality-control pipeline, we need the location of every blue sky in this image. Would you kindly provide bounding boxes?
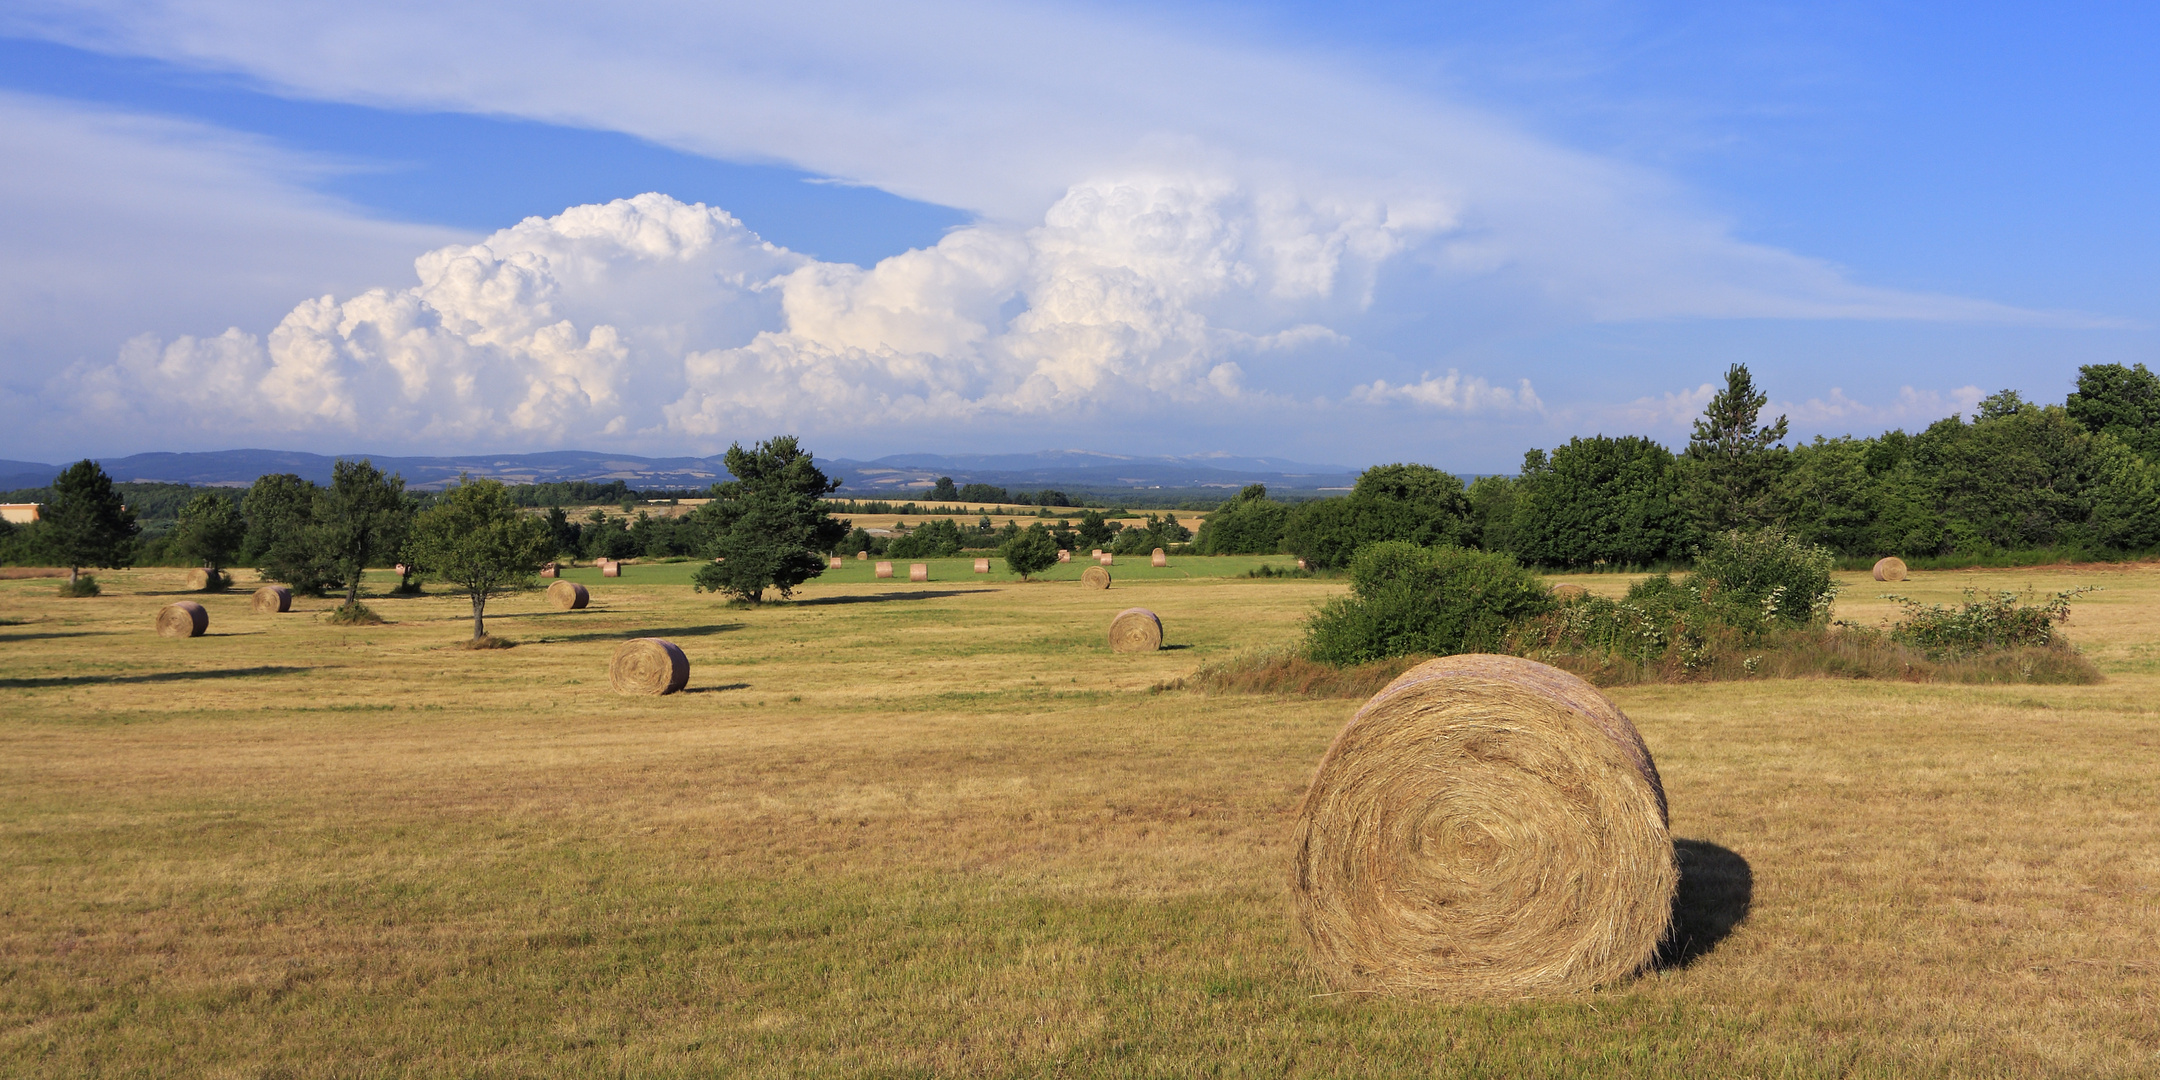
[2,1,2152,471]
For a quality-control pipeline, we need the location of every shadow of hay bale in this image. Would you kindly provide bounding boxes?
[1657,838,1753,969]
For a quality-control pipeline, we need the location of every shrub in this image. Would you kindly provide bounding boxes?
[1884,587,2094,655]
[325,601,385,626]
[1305,542,1554,665]
[1689,528,1837,627]
[58,574,100,597]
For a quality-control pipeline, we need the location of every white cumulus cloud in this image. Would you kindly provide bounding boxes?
[65,180,1474,448]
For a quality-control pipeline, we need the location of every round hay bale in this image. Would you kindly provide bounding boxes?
[1081,565,1111,589]
[875,561,894,579]
[1296,558,1309,571]
[910,563,929,582]
[974,558,991,573]
[251,586,292,614]
[1151,548,1167,567]
[610,638,689,695]
[856,551,867,560]
[541,562,559,578]
[1292,654,1675,999]
[156,601,208,638]
[548,580,590,610]
[1108,607,1163,652]
[601,560,622,578]
[1873,556,1908,582]
[185,567,216,591]
[829,556,844,569]
[1091,549,1102,557]
[1551,583,1588,602]
[1098,554,1114,566]
[1058,549,1071,563]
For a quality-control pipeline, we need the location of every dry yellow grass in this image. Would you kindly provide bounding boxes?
[0,562,2156,1076]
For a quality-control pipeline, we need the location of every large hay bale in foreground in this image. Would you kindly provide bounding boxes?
[910,563,929,582]
[251,586,292,614]
[1151,548,1167,567]
[1551,583,1588,601]
[1873,556,1908,582]
[610,638,689,695]
[974,558,991,573]
[1292,654,1675,998]
[875,561,894,579]
[548,580,590,610]
[156,601,208,638]
[1081,565,1111,589]
[1108,607,1163,652]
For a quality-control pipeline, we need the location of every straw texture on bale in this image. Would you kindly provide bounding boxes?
[910,563,929,582]
[974,558,991,573]
[1108,607,1164,653]
[548,580,590,610]
[1873,556,1908,582]
[857,551,867,560]
[1292,654,1675,999]
[1551,583,1588,601]
[1151,548,1168,567]
[250,586,292,614]
[156,601,208,638]
[601,560,622,578]
[609,638,689,695]
[1081,565,1111,589]
[875,561,894,579]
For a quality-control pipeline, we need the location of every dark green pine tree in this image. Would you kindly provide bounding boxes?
[1684,363,1792,534]
[690,436,850,603]
[43,460,140,589]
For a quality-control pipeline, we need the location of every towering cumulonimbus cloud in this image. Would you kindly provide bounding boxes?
[72,178,1502,446]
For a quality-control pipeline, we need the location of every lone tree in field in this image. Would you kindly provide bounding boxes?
[315,459,412,609]
[44,459,139,590]
[169,493,246,584]
[406,475,552,640]
[1001,521,1060,580]
[690,436,849,603]
[243,473,335,595]
[1683,363,1791,533]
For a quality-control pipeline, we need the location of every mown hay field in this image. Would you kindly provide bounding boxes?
[2,561,2157,1077]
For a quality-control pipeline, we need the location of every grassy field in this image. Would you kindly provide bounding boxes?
[2,559,2156,1077]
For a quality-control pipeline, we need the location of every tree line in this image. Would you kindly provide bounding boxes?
[1196,363,2160,568]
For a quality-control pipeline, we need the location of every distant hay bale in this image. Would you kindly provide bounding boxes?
[1058,550,1072,563]
[1551,583,1588,601]
[875,561,894,579]
[601,560,622,578]
[610,637,689,695]
[1873,557,1908,582]
[974,558,991,573]
[541,562,559,578]
[1091,549,1102,557]
[156,601,208,639]
[548,580,590,610]
[1108,607,1163,652]
[857,551,868,561]
[1296,558,1309,571]
[1292,654,1675,999]
[910,563,929,582]
[1151,548,1167,567]
[184,568,217,591]
[251,586,292,614]
[829,556,844,569]
[1098,554,1114,566]
[1082,565,1111,589]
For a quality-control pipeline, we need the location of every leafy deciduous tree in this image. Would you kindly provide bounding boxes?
[405,476,552,640]
[1001,522,1060,580]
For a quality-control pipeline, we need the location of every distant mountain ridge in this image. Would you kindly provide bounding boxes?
[0,448,1361,496]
